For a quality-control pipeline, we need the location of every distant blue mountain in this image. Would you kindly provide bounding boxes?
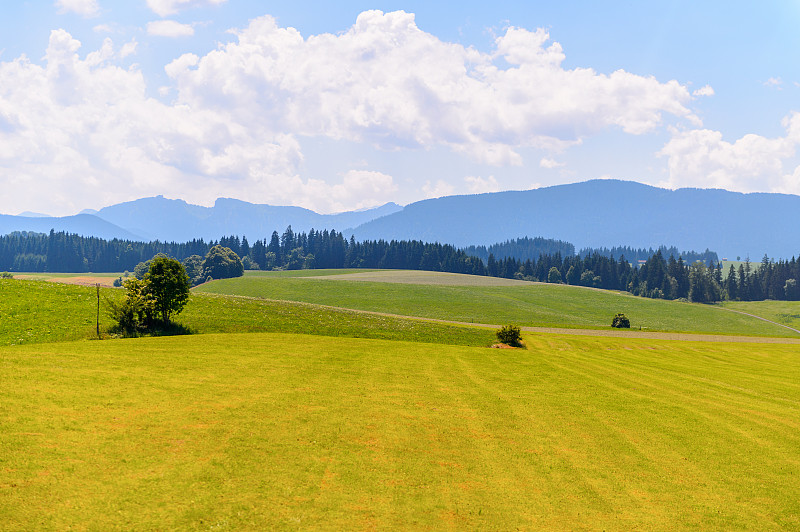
[92,196,403,242]
[350,180,800,259]
[4,181,799,258]
[0,213,143,241]
[1,197,402,243]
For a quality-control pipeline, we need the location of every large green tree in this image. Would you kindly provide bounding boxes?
[202,245,244,280]
[146,255,191,324]
[108,256,190,333]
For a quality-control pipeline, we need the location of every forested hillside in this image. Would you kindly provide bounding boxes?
[463,237,575,262]
[2,228,799,302]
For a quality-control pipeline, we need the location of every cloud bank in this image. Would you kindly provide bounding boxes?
[147,20,195,37]
[659,113,800,195]
[167,11,697,166]
[146,0,228,17]
[0,10,702,215]
[55,0,100,17]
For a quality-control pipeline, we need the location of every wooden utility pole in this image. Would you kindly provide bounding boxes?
[96,283,100,338]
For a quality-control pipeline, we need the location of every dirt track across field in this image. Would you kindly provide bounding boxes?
[206,293,800,345]
[409,316,800,344]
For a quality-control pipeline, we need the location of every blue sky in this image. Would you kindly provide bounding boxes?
[1,0,799,215]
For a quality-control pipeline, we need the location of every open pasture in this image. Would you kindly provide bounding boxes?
[2,332,799,529]
[196,270,799,337]
[0,279,495,348]
[316,269,535,286]
[723,300,800,332]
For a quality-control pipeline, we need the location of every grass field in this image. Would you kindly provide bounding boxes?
[0,279,495,348]
[723,300,800,331]
[195,270,800,337]
[13,272,124,287]
[2,332,799,529]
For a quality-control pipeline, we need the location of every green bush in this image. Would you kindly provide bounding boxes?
[611,313,631,328]
[496,324,522,346]
[547,267,562,284]
[0,272,13,279]
[106,278,151,336]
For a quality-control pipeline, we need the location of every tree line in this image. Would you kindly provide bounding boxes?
[462,237,575,263]
[577,245,718,265]
[2,228,799,302]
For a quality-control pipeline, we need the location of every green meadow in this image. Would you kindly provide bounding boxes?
[3,272,800,529]
[723,300,800,331]
[0,279,495,348]
[196,270,798,337]
[2,333,799,529]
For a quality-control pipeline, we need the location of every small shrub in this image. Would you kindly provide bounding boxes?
[496,324,522,347]
[611,313,630,328]
[0,272,13,279]
[113,277,123,287]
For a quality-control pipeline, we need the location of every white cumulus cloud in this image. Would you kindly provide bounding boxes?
[147,20,195,38]
[303,170,399,213]
[764,77,783,89]
[422,180,456,199]
[465,175,500,194]
[119,39,137,58]
[692,85,714,97]
[658,112,800,194]
[0,11,710,216]
[55,0,99,17]
[539,157,565,168]
[146,0,227,17]
[0,29,304,215]
[166,10,698,166]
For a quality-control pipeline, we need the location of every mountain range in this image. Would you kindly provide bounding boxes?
[350,180,800,259]
[2,180,799,259]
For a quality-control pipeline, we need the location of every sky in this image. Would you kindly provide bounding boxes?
[1,1,800,216]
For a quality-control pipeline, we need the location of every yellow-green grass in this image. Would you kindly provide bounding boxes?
[12,272,123,279]
[720,260,762,272]
[0,279,494,348]
[13,272,124,287]
[2,333,799,529]
[313,269,535,286]
[195,271,798,337]
[722,300,800,331]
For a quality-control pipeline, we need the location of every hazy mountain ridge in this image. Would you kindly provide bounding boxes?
[0,213,143,241]
[92,196,404,242]
[350,180,800,258]
[2,181,799,258]
[0,197,403,243]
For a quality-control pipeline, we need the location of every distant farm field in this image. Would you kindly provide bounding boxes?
[2,333,799,529]
[315,269,535,286]
[14,272,122,287]
[195,270,799,337]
